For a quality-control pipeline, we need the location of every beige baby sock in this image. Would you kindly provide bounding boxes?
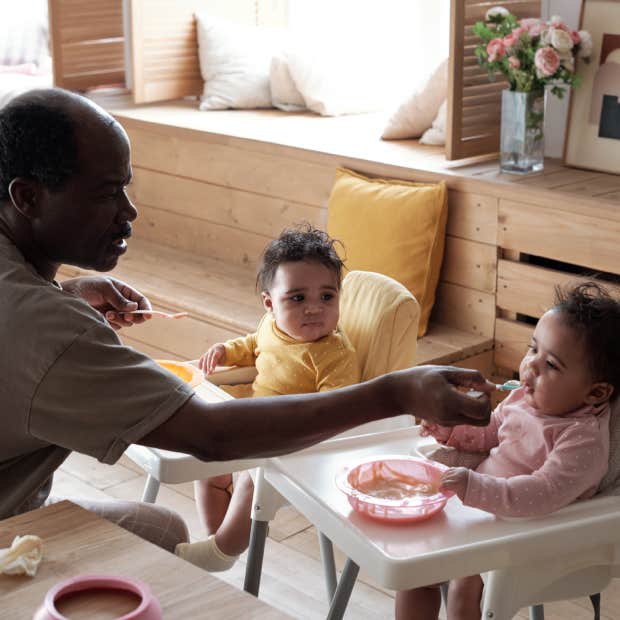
[175,535,238,572]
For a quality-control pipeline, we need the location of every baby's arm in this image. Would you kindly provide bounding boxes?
[199,332,258,375]
[422,404,504,452]
[446,421,609,518]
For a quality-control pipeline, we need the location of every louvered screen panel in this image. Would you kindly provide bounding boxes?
[128,0,287,104]
[446,0,542,160]
[49,0,126,91]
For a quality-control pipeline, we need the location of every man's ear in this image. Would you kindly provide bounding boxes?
[586,382,614,405]
[8,178,40,219]
[261,291,273,312]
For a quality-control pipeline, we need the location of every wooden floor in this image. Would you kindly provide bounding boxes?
[52,454,620,619]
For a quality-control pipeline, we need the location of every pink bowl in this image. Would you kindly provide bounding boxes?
[33,574,162,620]
[335,455,454,524]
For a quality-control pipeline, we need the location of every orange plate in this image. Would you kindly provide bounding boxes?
[155,360,203,388]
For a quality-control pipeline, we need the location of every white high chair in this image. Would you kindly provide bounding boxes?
[237,269,421,597]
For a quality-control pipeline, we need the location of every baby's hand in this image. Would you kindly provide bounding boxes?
[420,420,453,444]
[199,344,226,375]
[439,467,469,499]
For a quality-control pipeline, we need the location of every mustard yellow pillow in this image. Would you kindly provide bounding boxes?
[327,168,447,337]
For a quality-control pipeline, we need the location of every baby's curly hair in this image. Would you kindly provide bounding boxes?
[257,224,344,292]
[553,281,620,396]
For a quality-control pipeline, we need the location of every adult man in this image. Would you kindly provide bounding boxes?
[0,89,493,553]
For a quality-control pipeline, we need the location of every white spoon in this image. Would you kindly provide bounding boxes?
[466,380,521,399]
[121,310,189,319]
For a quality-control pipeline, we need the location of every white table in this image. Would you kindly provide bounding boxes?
[250,427,620,619]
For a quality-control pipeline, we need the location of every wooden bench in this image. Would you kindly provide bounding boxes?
[59,102,497,372]
[58,100,620,382]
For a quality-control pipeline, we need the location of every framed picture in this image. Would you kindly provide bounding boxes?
[564,0,620,174]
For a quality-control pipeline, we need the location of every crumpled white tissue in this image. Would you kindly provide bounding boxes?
[0,535,43,577]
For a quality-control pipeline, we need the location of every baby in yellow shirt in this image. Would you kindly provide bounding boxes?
[176,225,359,571]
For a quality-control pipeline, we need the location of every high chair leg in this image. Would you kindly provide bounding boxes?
[244,519,268,596]
[319,532,337,600]
[141,475,160,503]
[529,604,544,620]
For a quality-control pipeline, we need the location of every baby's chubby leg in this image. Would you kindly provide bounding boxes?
[194,474,234,535]
[395,584,442,620]
[447,575,484,620]
[176,471,254,571]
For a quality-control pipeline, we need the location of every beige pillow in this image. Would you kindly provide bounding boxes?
[382,59,448,140]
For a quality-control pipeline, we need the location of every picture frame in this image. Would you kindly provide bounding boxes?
[564,0,620,174]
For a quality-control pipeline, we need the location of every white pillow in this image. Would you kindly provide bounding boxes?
[281,43,387,116]
[195,13,282,110]
[0,0,49,66]
[382,59,448,140]
[420,99,447,146]
[270,54,306,112]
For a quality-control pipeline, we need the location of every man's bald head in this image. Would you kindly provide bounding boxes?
[0,88,123,203]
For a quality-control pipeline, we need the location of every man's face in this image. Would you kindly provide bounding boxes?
[32,118,136,272]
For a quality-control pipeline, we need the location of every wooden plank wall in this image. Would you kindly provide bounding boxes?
[124,123,499,340]
[447,0,542,160]
[48,0,126,91]
[495,198,620,374]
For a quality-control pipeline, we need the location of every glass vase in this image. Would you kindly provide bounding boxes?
[500,89,545,174]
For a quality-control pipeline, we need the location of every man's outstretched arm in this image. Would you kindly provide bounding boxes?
[140,366,494,462]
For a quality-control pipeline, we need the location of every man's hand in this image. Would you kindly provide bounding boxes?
[389,365,494,427]
[60,275,151,330]
[440,467,469,499]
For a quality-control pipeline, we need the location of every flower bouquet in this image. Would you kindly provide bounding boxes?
[473,6,592,173]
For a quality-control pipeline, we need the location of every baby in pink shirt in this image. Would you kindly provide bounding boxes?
[397,281,620,620]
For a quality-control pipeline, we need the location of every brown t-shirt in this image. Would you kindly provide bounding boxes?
[0,233,194,518]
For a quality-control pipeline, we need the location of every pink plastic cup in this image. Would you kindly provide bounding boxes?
[33,574,162,620]
[335,455,454,524]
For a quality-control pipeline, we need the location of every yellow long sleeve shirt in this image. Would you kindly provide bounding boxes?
[222,314,359,396]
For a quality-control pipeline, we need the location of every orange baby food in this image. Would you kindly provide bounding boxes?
[352,461,438,500]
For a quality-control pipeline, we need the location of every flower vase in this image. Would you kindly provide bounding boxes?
[500,89,545,174]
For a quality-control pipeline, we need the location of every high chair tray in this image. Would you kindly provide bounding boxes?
[262,426,620,590]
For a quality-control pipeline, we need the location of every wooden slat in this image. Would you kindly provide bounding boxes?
[497,259,620,318]
[499,200,620,274]
[128,167,324,242]
[442,237,497,294]
[494,317,532,372]
[431,282,496,338]
[49,0,126,91]
[132,203,272,268]
[125,126,335,207]
[446,191,498,244]
[447,0,542,160]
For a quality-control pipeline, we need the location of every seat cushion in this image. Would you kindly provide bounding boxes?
[340,270,420,381]
[327,168,447,336]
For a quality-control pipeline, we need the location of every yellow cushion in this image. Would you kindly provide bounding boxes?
[327,168,447,336]
[340,270,420,381]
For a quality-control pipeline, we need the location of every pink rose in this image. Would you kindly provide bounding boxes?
[535,46,561,77]
[487,38,506,62]
[503,33,519,48]
[550,15,570,31]
[520,18,545,37]
[512,26,527,38]
[508,56,521,70]
[571,30,581,44]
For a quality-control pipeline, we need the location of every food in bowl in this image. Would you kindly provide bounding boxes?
[336,455,453,523]
[155,360,203,388]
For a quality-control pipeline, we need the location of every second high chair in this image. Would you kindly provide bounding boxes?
[219,269,421,597]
